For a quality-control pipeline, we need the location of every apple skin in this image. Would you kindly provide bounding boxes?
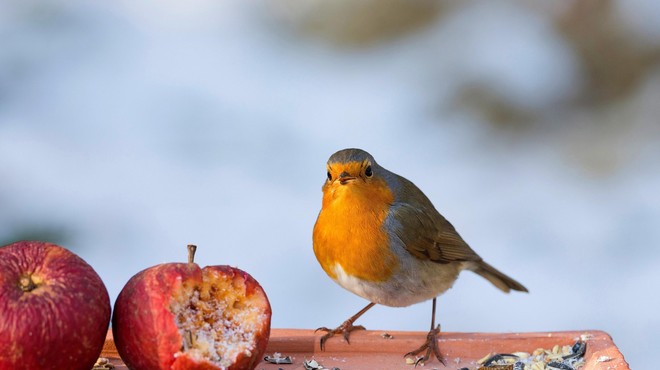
[112,263,200,370]
[0,240,111,370]
[113,262,272,370]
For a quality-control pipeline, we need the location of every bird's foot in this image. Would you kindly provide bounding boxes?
[404,324,445,367]
[315,319,366,351]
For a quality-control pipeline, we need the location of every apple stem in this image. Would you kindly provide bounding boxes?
[187,244,197,264]
[19,275,37,292]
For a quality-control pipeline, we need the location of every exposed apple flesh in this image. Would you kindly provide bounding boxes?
[171,267,270,368]
[112,246,271,370]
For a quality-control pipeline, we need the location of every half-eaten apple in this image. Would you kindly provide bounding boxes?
[112,245,272,370]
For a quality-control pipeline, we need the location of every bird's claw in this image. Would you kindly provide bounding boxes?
[404,325,445,367]
[315,321,366,351]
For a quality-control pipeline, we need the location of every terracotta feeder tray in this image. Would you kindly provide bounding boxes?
[101,329,628,370]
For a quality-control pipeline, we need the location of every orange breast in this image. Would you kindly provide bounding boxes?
[313,178,397,282]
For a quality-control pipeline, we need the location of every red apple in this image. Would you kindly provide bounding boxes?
[112,245,272,370]
[0,240,111,370]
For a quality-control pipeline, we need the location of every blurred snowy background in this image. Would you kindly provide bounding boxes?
[1,0,658,368]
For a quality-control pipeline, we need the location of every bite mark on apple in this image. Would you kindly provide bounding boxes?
[170,268,270,369]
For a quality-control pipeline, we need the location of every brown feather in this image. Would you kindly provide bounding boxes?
[390,176,481,264]
[390,175,528,293]
[471,261,529,293]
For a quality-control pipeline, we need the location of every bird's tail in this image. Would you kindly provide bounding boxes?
[470,260,528,293]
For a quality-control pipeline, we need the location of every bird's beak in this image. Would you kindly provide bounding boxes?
[338,171,356,185]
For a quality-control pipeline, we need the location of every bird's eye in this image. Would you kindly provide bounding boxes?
[365,165,373,177]
[327,171,332,181]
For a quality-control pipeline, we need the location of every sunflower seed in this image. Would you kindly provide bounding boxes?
[547,361,573,370]
[264,355,293,364]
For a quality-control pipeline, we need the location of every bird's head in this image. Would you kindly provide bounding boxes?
[321,148,393,205]
[325,148,378,184]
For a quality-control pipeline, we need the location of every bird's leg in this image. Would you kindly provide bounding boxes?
[316,302,376,350]
[404,298,446,366]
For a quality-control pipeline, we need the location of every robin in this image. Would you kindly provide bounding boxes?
[313,148,528,365]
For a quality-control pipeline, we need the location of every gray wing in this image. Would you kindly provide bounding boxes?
[389,201,482,264]
[382,172,482,263]
[384,175,528,293]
